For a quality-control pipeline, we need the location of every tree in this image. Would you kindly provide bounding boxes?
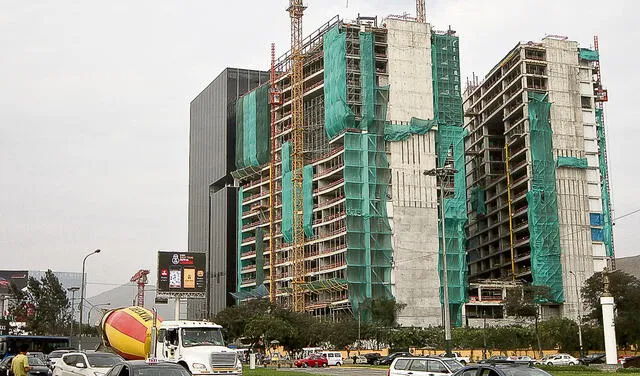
[582,270,640,349]
[503,285,552,357]
[9,270,71,335]
[368,297,406,328]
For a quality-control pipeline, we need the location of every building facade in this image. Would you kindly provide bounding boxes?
[462,36,613,323]
[188,68,270,319]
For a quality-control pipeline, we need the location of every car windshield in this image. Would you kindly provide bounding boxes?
[28,357,46,366]
[86,354,123,368]
[136,366,191,376]
[181,327,225,347]
[444,359,463,371]
[499,366,551,376]
[49,351,68,358]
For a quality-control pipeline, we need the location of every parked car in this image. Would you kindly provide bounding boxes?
[375,352,412,365]
[27,352,47,362]
[1,355,52,376]
[320,351,343,366]
[46,350,72,369]
[578,353,605,365]
[543,354,578,366]
[103,360,190,376]
[390,356,463,376]
[362,352,381,365]
[294,354,328,368]
[53,352,124,376]
[479,355,508,364]
[453,362,552,376]
[439,352,471,365]
[623,356,640,369]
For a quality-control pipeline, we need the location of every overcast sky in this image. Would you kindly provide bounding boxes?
[1,0,638,297]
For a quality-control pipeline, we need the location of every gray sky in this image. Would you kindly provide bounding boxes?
[1,0,638,296]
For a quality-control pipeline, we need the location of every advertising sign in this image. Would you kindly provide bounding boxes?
[157,252,206,294]
[0,270,28,295]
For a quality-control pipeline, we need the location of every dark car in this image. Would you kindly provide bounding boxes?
[479,355,508,364]
[578,353,605,365]
[104,360,191,376]
[363,352,381,365]
[375,352,412,366]
[1,355,53,376]
[453,362,552,376]
[623,356,640,369]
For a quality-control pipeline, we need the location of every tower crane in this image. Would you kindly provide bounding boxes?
[287,0,306,313]
[416,0,426,22]
[130,269,150,307]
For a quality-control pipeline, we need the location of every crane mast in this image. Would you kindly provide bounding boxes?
[288,0,306,312]
[416,0,426,22]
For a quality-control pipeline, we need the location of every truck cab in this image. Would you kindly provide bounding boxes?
[156,321,241,375]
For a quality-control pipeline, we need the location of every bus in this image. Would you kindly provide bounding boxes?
[0,335,70,358]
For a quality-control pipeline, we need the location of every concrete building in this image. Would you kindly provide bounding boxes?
[462,36,613,323]
[229,15,466,326]
[188,68,270,319]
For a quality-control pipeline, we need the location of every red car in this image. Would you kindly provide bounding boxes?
[294,354,328,368]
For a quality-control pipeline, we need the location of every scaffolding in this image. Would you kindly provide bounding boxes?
[432,31,463,127]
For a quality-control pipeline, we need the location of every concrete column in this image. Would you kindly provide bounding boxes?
[600,296,617,364]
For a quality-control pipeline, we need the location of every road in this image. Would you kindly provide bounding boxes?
[279,366,388,376]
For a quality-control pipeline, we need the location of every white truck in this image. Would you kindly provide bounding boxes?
[440,352,471,365]
[100,307,242,375]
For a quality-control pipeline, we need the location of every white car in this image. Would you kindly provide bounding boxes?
[544,354,578,366]
[53,352,123,376]
[390,357,464,376]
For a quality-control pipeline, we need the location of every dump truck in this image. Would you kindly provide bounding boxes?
[99,306,242,375]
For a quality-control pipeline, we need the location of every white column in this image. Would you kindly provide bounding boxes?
[600,296,617,364]
[174,297,181,320]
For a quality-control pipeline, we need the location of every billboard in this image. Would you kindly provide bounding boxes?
[157,252,206,294]
[0,270,28,295]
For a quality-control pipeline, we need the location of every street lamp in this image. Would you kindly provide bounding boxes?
[569,270,584,358]
[67,287,80,337]
[424,166,458,358]
[87,303,111,328]
[79,249,101,350]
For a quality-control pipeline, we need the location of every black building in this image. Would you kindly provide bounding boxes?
[188,68,269,319]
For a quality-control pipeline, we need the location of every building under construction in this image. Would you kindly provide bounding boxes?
[226,9,466,326]
[462,36,613,323]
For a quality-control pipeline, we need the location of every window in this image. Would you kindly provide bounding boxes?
[461,370,478,376]
[581,96,592,109]
[393,359,410,370]
[408,359,428,371]
[106,365,123,376]
[86,354,123,368]
[480,369,501,376]
[590,213,603,226]
[63,355,81,366]
[591,228,604,242]
[428,360,449,373]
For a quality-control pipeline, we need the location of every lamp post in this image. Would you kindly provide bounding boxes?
[424,166,457,358]
[79,249,101,350]
[569,271,584,359]
[87,303,111,328]
[67,287,80,338]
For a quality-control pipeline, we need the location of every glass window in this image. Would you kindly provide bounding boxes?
[444,359,464,372]
[135,366,191,376]
[63,355,80,366]
[409,359,428,371]
[86,354,123,368]
[428,360,448,372]
[28,357,46,366]
[591,228,604,242]
[461,369,478,376]
[181,328,225,347]
[480,369,500,376]
[106,365,123,376]
[393,359,410,370]
[590,213,603,226]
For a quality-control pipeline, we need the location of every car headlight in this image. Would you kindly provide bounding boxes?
[192,363,207,371]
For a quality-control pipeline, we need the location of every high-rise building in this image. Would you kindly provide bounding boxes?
[462,36,613,323]
[188,68,269,319]
[230,15,466,326]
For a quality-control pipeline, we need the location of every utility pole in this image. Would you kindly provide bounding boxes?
[424,166,457,357]
[67,287,79,338]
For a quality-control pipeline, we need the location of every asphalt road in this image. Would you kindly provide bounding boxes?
[279,366,388,375]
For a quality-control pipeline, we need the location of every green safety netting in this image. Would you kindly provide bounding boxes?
[436,125,468,327]
[231,284,269,300]
[303,165,314,238]
[579,48,600,62]
[235,84,270,170]
[526,92,564,303]
[282,141,292,174]
[255,227,265,285]
[596,108,614,257]
[324,25,356,139]
[432,33,463,127]
[282,171,293,243]
[343,31,393,317]
[556,156,588,169]
[384,117,438,141]
[470,186,487,215]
